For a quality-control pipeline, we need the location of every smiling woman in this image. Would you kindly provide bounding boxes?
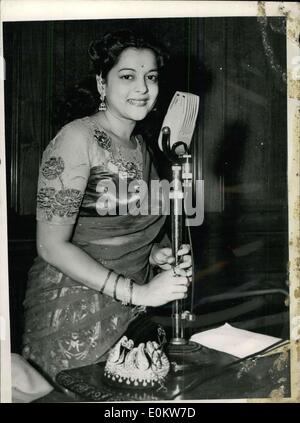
[94,47,159,146]
[100,48,159,122]
[21,29,192,382]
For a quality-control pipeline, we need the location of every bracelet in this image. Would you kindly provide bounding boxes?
[113,274,122,301]
[121,277,133,306]
[129,279,134,306]
[100,270,112,293]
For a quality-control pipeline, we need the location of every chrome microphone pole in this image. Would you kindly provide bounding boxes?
[170,162,186,345]
[161,127,201,369]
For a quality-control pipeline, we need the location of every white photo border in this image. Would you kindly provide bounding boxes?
[0,0,299,403]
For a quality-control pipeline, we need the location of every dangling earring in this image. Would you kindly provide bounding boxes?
[99,91,106,111]
[98,75,107,111]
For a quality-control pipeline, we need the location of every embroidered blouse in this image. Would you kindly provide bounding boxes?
[36,116,145,225]
[35,116,165,284]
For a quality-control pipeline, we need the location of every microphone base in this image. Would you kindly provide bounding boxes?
[167,340,202,372]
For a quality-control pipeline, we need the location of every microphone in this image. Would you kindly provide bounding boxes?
[158,91,199,155]
[156,92,201,362]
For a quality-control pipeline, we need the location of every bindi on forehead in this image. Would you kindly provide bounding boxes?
[111,49,158,77]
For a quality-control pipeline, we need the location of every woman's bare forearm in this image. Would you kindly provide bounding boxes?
[39,240,108,290]
[36,222,189,308]
[37,239,145,303]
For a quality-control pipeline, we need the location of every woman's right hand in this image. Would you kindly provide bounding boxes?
[135,269,190,307]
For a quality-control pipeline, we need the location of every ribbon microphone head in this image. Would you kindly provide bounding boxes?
[158,91,200,155]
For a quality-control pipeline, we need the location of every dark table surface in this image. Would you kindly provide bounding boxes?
[35,344,290,402]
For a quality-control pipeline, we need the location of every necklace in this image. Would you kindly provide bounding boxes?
[88,116,144,180]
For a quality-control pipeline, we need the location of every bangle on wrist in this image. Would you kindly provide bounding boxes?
[100,270,112,293]
[113,274,122,301]
[129,279,134,306]
[121,277,134,306]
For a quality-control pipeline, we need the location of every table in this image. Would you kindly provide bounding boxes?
[36,344,290,402]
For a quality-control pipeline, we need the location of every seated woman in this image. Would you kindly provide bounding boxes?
[22,30,191,383]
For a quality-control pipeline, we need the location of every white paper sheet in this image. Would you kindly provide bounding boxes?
[190,323,282,358]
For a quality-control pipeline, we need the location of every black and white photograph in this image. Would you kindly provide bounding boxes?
[0,1,299,405]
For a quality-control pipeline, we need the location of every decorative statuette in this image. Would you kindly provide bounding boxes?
[104,335,170,389]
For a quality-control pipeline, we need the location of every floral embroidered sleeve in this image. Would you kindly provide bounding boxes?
[36,121,91,224]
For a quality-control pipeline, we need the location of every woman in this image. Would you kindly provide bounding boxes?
[22,30,191,382]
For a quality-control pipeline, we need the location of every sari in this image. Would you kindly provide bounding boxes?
[22,116,166,380]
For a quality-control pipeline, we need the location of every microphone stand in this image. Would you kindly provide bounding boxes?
[161,127,201,372]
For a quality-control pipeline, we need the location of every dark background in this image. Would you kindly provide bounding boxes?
[3,17,288,353]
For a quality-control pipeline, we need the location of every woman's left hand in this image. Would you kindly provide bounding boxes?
[149,243,192,274]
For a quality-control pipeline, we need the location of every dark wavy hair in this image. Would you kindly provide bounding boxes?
[54,30,169,128]
[88,30,168,78]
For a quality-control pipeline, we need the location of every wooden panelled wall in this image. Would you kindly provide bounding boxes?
[4,18,288,351]
[193,17,287,290]
[4,18,197,216]
[4,17,287,215]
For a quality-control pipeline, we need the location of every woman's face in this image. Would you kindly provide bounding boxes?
[99,47,159,122]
